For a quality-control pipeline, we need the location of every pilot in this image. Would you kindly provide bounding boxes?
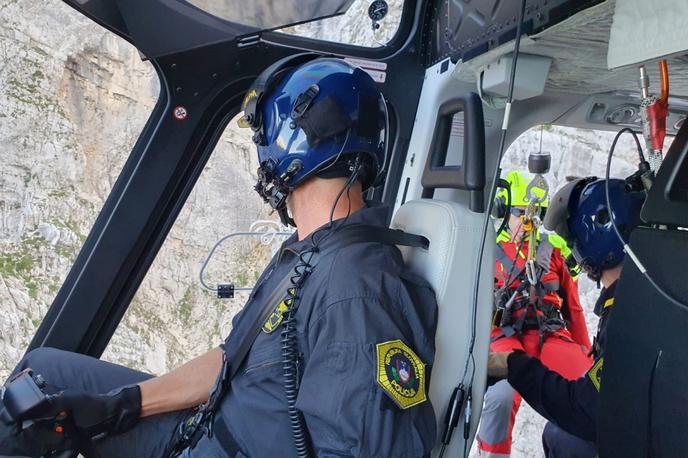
[0,57,438,457]
[487,177,644,457]
[477,170,592,457]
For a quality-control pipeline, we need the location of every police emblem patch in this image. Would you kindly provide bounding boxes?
[587,357,604,392]
[376,340,426,409]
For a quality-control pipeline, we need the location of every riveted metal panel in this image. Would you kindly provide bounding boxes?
[427,0,602,66]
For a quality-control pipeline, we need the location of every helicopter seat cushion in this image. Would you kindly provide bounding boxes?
[391,198,494,447]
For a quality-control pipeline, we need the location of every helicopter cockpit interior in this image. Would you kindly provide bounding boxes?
[2,0,688,457]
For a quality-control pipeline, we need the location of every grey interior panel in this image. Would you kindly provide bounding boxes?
[453,1,688,98]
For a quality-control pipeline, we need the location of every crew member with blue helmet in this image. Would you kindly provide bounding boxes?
[487,177,645,457]
[0,57,438,457]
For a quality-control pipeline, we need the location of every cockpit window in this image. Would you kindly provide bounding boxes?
[277,0,404,48]
[101,114,287,374]
[185,0,356,31]
[0,2,157,378]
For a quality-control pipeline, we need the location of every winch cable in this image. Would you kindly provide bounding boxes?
[605,128,688,311]
[438,0,528,456]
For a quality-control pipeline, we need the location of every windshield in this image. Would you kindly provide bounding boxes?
[185,0,355,31]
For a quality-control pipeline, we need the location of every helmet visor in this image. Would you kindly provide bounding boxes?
[543,177,595,239]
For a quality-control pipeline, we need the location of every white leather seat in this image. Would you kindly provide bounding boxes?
[392,198,494,456]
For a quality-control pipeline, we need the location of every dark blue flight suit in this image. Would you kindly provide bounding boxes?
[507,282,617,457]
[0,204,438,457]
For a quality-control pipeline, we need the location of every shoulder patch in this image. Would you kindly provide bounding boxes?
[376,340,427,409]
[587,357,604,392]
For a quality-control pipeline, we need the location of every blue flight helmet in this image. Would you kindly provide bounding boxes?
[239,54,388,226]
[544,177,644,281]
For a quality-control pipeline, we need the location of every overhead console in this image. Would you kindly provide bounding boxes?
[554,91,688,134]
[445,1,688,118]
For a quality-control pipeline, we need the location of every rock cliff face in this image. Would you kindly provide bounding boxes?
[1,0,156,376]
[0,0,278,377]
[0,1,655,456]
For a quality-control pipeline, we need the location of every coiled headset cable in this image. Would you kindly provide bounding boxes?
[279,155,364,457]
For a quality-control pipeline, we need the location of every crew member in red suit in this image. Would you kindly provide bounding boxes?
[476,171,592,457]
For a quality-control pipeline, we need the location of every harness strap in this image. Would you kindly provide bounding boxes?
[496,243,518,274]
[496,239,566,342]
[227,224,427,381]
[542,279,560,292]
[535,239,555,272]
[497,239,555,285]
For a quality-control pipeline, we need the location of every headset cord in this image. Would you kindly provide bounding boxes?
[280,158,362,458]
[438,0,528,456]
[281,247,317,458]
[605,128,688,311]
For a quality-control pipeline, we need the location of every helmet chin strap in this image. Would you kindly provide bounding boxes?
[256,182,296,227]
[277,205,295,228]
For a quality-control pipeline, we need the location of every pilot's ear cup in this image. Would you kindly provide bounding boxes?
[492,196,507,219]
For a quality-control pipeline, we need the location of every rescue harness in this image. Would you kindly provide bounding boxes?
[494,239,567,346]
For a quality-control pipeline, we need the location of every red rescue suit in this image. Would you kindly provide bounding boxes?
[477,239,592,457]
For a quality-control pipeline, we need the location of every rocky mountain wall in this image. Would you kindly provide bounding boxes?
[0,0,277,377]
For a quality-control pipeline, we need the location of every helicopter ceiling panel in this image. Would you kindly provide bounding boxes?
[62,0,354,59]
[451,1,688,99]
[427,0,602,67]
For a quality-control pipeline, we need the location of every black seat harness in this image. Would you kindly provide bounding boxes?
[494,239,567,346]
[165,224,429,457]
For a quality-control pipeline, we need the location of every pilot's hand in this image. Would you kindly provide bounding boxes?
[487,352,512,380]
[39,385,142,438]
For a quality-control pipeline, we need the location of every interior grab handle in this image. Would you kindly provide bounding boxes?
[421,92,486,212]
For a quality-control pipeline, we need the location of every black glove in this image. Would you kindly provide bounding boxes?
[36,385,142,439]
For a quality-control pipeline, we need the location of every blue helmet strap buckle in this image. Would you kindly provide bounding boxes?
[291,84,320,119]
